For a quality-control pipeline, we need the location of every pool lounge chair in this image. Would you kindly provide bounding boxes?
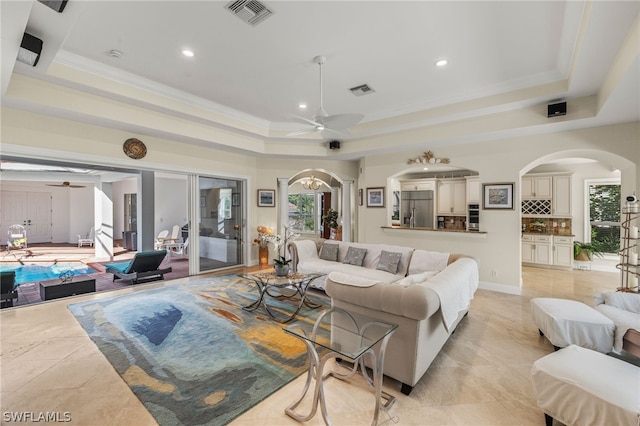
[1,271,18,308]
[105,250,172,284]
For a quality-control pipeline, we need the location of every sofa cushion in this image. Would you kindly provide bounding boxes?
[376,250,402,274]
[394,270,438,286]
[319,242,339,261]
[333,242,414,276]
[343,247,367,266]
[408,250,450,275]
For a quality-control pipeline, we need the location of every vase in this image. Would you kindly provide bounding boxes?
[259,246,269,267]
[275,264,289,277]
[330,226,342,241]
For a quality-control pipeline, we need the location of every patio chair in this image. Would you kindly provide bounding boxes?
[77,227,95,247]
[7,225,27,252]
[167,237,189,262]
[105,250,172,284]
[1,271,18,308]
[154,230,169,250]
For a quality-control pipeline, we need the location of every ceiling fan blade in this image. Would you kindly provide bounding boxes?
[286,129,317,137]
[323,113,364,129]
[321,127,351,138]
[290,114,322,127]
[69,185,86,188]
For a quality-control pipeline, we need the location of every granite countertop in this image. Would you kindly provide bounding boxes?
[383,226,486,234]
[522,232,575,237]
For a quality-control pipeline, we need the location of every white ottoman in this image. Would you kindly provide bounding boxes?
[531,298,615,353]
[531,345,640,426]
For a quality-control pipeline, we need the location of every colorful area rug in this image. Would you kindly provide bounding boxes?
[68,275,329,425]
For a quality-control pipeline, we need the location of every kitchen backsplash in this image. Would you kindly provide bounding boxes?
[522,217,572,234]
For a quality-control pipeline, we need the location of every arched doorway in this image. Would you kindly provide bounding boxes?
[281,170,349,240]
[519,149,635,273]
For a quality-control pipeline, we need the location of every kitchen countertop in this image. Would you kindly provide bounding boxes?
[522,232,575,237]
[382,226,487,234]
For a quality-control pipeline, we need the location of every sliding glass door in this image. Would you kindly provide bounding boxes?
[197,176,244,273]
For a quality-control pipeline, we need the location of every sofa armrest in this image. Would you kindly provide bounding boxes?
[326,273,440,321]
[288,238,326,272]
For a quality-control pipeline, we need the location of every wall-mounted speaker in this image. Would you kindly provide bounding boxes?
[329,140,340,150]
[17,33,43,67]
[547,101,567,118]
[38,0,68,13]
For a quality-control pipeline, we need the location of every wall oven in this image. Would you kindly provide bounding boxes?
[468,204,480,231]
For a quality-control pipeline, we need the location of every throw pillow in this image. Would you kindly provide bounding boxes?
[343,246,367,266]
[319,243,339,262]
[376,250,403,274]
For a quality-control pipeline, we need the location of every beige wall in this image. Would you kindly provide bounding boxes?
[357,122,639,292]
[1,106,638,291]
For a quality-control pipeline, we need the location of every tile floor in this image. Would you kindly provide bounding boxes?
[0,264,624,425]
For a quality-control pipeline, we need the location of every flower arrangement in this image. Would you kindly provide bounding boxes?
[253,226,277,248]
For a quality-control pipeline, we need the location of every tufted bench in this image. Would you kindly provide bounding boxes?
[531,298,615,353]
[531,345,640,426]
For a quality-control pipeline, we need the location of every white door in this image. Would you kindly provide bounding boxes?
[1,191,52,244]
[27,193,52,243]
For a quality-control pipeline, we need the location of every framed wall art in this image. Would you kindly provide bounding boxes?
[257,189,275,207]
[366,187,385,208]
[483,183,514,210]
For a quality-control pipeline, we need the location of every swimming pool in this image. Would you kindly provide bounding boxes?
[0,263,97,284]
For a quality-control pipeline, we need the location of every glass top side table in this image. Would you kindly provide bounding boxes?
[284,308,398,425]
[238,272,324,323]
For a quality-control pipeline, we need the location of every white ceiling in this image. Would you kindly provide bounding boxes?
[1,0,639,160]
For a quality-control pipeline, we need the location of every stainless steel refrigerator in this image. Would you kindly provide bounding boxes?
[401,190,434,228]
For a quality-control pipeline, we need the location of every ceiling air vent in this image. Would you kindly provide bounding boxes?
[350,84,375,97]
[226,0,274,26]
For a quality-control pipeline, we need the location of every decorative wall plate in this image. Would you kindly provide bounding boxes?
[123,138,147,159]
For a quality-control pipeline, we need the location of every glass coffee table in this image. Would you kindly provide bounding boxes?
[239,272,324,323]
[284,308,398,425]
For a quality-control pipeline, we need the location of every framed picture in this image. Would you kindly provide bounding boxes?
[257,189,275,207]
[358,188,363,206]
[366,187,385,207]
[483,183,514,210]
[232,193,240,206]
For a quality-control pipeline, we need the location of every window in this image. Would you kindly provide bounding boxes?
[288,193,317,232]
[589,183,620,254]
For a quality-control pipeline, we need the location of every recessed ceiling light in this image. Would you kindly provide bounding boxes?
[423,167,429,171]
[182,49,194,57]
[435,59,448,67]
[298,103,307,109]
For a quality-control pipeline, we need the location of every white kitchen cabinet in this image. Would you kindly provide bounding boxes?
[437,179,466,215]
[522,176,552,199]
[522,234,552,265]
[466,177,480,204]
[552,175,572,216]
[553,236,574,267]
[401,179,435,192]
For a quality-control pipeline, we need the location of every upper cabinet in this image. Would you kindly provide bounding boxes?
[465,177,480,204]
[521,173,571,217]
[437,179,466,215]
[521,176,552,199]
[401,179,435,192]
[552,175,571,216]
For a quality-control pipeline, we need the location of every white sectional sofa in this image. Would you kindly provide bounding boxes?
[288,238,479,394]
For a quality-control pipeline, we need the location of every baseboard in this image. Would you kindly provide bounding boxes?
[478,280,522,295]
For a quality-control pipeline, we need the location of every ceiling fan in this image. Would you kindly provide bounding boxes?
[288,55,364,139]
[46,181,86,188]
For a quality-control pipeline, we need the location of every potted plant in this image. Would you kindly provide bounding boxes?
[322,209,342,240]
[573,241,605,261]
[273,255,292,276]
